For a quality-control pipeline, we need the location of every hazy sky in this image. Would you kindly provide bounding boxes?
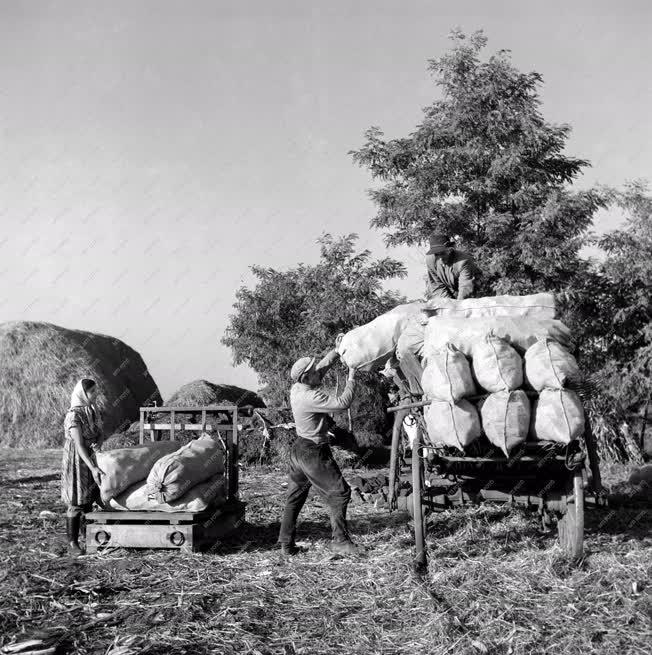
[1,0,650,399]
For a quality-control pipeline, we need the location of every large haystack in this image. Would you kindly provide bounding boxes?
[0,321,162,447]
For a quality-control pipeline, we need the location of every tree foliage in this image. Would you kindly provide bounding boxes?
[350,29,650,424]
[222,234,407,437]
[350,29,605,297]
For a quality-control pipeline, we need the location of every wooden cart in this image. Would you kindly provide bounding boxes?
[387,396,607,569]
[86,405,246,553]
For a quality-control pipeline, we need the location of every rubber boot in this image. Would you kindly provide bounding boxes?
[66,515,83,556]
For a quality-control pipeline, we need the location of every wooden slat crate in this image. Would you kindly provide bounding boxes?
[86,404,246,552]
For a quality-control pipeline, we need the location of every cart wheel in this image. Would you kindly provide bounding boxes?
[388,408,409,511]
[411,429,427,571]
[557,468,585,559]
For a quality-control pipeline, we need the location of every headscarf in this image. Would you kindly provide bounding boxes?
[69,378,98,426]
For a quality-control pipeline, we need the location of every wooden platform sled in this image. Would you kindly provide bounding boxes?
[86,405,246,553]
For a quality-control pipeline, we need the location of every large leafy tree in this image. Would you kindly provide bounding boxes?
[351,29,648,460]
[222,234,407,441]
[350,29,606,297]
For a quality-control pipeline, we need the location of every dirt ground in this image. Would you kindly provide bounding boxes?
[0,449,650,655]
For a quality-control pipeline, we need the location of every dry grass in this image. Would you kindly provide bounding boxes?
[0,322,162,448]
[0,449,650,655]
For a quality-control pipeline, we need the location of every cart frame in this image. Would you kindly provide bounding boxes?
[387,397,606,569]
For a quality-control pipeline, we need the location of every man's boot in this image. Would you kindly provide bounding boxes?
[330,538,363,556]
[280,542,306,556]
[66,515,83,556]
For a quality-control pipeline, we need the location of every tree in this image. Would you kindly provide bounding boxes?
[593,181,652,411]
[351,29,648,461]
[350,29,606,297]
[222,233,407,442]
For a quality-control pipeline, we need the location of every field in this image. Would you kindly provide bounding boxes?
[0,449,650,655]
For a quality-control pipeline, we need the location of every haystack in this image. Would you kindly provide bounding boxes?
[0,321,162,447]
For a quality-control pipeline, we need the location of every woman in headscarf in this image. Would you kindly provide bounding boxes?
[61,378,105,555]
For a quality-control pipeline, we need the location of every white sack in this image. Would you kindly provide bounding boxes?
[423,292,556,319]
[471,334,523,392]
[96,440,182,502]
[396,314,428,362]
[421,343,476,402]
[109,474,227,512]
[337,301,425,371]
[479,390,530,456]
[524,337,580,390]
[531,389,585,444]
[423,317,572,359]
[423,399,481,452]
[146,433,226,503]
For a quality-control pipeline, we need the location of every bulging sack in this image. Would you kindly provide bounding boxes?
[423,317,572,358]
[109,474,227,513]
[337,301,424,371]
[479,390,530,456]
[471,334,523,392]
[423,292,556,319]
[146,433,226,503]
[524,337,580,390]
[421,343,476,402]
[531,389,585,444]
[423,399,481,452]
[96,440,182,502]
[396,314,427,362]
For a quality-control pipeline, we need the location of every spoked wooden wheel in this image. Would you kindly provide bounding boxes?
[557,468,585,559]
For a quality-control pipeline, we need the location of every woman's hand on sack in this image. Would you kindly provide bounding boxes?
[335,333,345,347]
[91,466,105,486]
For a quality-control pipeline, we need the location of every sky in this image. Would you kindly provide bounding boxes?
[1,0,650,399]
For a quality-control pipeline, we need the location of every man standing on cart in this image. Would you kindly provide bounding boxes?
[278,349,361,556]
[396,231,481,396]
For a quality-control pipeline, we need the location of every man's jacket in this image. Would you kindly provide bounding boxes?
[290,350,356,445]
[426,249,480,299]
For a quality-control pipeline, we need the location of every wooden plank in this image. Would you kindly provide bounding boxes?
[142,423,234,432]
[86,510,203,522]
[86,522,194,552]
[141,405,247,412]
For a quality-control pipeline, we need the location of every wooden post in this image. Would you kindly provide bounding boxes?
[201,410,207,433]
[170,410,175,441]
[412,427,427,571]
[149,410,156,442]
[229,407,239,499]
[139,409,144,444]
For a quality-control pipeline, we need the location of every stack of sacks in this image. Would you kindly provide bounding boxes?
[419,312,584,454]
[525,337,584,444]
[337,301,424,371]
[397,293,556,369]
[472,333,530,456]
[422,344,481,451]
[96,440,182,503]
[98,433,227,512]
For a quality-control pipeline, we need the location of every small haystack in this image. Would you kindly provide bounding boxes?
[0,321,162,447]
[166,380,265,409]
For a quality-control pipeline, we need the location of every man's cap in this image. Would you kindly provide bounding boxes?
[290,356,316,382]
[427,232,453,255]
